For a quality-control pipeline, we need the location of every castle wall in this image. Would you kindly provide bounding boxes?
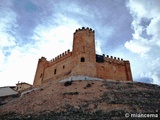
[124,61,133,81]
[96,55,132,81]
[43,53,72,82]
[70,53,97,77]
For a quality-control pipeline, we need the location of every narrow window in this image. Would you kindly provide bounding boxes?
[54,69,57,74]
[40,73,43,78]
[63,65,65,69]
[83,46,85,53]
[81,57,85,62]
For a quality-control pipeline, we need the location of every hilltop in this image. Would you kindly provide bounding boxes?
[0,79,160,119]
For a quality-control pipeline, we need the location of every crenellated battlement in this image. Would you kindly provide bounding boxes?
[48,49,72,65]
[74,27,94,34]
[102,54,125,65]
[104,54,123,61]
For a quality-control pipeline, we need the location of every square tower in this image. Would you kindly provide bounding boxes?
[71,27,97,77]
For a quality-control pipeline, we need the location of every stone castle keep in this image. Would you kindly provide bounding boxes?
[33,27,133,86]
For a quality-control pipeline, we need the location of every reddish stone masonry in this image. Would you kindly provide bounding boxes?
[33,27,133,86]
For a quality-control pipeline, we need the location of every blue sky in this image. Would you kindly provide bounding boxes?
[0,0,160,87]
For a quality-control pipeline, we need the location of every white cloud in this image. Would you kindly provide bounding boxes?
[95,40,102,54]
[126,0,160,19]
[59,3,90,17]
[147,16,160,38]
[125,0,160,85]
[0,50,5,68]
[125,38,151,55]
[0,33,16,47]
[0,3,17,47]
[152,73,160,85]
[0,45,39,87]
[32,14,81,60]
[0,1,40,87]
[0,1,20,86]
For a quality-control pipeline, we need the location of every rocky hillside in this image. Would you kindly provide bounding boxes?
[0,79,160,120]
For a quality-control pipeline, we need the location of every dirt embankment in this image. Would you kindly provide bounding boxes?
[0,79,160,119]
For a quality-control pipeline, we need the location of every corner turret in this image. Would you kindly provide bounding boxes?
[33,57,47,86]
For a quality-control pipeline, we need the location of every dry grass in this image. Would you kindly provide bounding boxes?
[0,79,160,119]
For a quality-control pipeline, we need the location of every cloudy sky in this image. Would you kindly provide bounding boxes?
[0,0,160,87]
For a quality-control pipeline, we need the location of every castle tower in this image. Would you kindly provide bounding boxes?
[33,57,47,86]
[71,27,97,77]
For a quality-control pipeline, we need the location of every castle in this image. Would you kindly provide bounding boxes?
[33,27,132,86]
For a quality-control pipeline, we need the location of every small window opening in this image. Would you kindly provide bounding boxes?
[63,65,65,69]
[40,73,43,78]
[81,57,85,62]
[54,69,57,74]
